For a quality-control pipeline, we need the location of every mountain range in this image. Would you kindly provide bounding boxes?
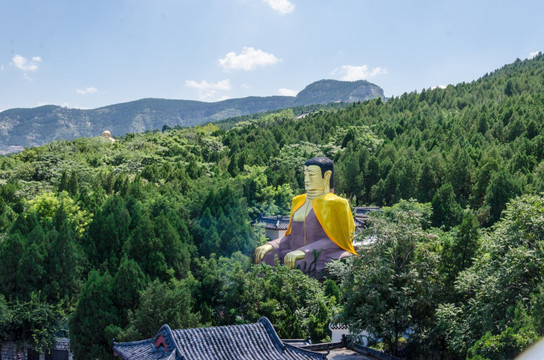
[0,79,384,151]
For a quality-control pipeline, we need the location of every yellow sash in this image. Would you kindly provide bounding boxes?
[284,193,356,255]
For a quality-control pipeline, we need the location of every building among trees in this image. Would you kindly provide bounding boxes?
[113,317,326,359]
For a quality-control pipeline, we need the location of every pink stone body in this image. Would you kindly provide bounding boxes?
[262,209,351,276]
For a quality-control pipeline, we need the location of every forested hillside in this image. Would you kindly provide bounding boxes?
[1,55,544,359]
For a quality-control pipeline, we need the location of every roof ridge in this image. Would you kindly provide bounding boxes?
[258,316,285,351]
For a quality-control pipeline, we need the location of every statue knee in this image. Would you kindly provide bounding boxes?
[262,250,279,266]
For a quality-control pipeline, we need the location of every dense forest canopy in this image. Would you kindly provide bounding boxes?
[1,55,544,359]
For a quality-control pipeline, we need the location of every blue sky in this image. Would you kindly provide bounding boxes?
[1,0,543,111]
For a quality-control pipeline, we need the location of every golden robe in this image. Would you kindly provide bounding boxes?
[284,193,356,255]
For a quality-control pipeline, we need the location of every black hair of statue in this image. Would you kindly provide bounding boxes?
[304,157,334,189]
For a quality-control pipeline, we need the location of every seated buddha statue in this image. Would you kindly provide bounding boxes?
[255,157,356,276]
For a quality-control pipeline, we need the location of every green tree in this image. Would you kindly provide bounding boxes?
[467,327,538,360]
[120,278,199,340]
[70,270,121,360]
[446,145,473,207]
[196,185,257,257]
[440,209,480,299]
[58,170,69,192]
[417,152,444,203]
[68,170,79,196]
[85,195,131,272]
[396,154,419,201]
[323,279,341,303]
[124,213,173,281]
[7,293,60,353]
[342,200,441,356]
[153,213,191,279]
[113,255,146,327]
[438,195,544,357]
[337,150,363,204]
[0,295,10,341]
[43,207,82,304]
[0,232,25,297]
[484,168,521,224]
[16,224,48,300]
[191,253,334,342]
[431,183,463,230]
[471,159,499,208]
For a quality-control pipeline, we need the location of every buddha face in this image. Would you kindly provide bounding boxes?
[304,165,331,194]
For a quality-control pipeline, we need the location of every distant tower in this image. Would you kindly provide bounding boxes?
[102,130,115,143]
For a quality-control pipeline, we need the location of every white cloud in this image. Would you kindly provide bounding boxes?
[185,79,231,91]
[76,87,99,95]
[0,65,4,71]
[22,73,34,82]
[331,65,387,81]
[219,47,282,71]
[263,0,295,14]
[529,51,541,59]
[12,55,42,72]
[431,85,447,90]
[278,88,297,96]
[185,79,232,101]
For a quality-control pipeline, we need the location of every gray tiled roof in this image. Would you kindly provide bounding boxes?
[113,337,175,359]
[255,215,291,230]
[113,317,326,360]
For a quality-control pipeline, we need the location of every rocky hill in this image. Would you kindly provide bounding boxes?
[294,79,383,105]
[0,79,384,150]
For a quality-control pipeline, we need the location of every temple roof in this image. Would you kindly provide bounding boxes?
[114,317,326,360]
[255,215,291,230]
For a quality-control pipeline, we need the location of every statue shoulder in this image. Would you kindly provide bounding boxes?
[291,194,306,205]
[289,194,307,213]
[316,193,353,217]
[321,193,349,205]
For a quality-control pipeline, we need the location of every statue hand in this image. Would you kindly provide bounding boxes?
[255,243,274,263]
[284,250,305,269]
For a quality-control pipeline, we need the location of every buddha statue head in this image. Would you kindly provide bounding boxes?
[303,157,333,199]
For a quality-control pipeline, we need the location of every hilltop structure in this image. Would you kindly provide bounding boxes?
[102,130,115,143]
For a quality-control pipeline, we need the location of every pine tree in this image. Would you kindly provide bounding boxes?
[70,270,121,360]
[0,232,25,297]
[58,170,69,192]
[485,169,521,224]
[16,224,47,300]
[85,195,131,271]
[68,170,79,196]
[431,183,463,229]
[113,255,146,327]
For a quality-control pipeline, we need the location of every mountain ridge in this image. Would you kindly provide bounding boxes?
[0,79,384,150]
